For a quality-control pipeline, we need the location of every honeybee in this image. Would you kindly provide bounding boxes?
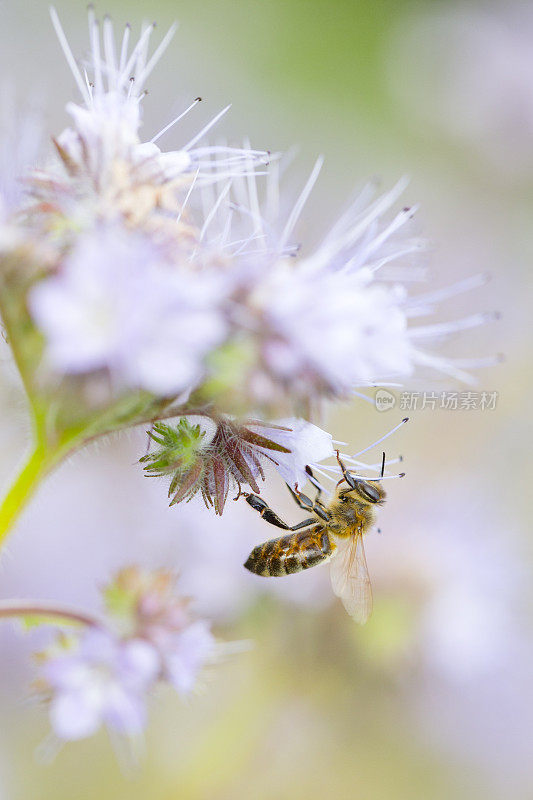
[243,452,387,623]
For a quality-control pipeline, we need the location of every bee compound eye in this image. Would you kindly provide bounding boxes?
[357,482,381,503]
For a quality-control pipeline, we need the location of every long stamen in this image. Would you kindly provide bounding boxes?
[220,204,234,247]
[117,22,155,92]
[279,155,323,250]
[366,242,426,275]
[88,9,103,95]
[357,205,418,266]
[411,350,478,384]
[176,167,200,224]
[349,471,405,481]
[194,169,268,185]
[119,23,131,74]
[317,455,399,475]
[351,391,376,405]
[307,176,410,271]
[83,70,94,103]
[127,76,135,100]
[266,158,280,223]
[243,137,265,245]
[450,354,504,368]
[200,178,233,241]
[50,7,89,103]
[150,97,202,144]
[409,311,498,339]
[222,234,267,250]
[136,22,178,86]
[183,105,232,151]
[302,466,333,497]
[134,21,151,85]
[369,455,402,470]
[103,15,118,89]
[408,273,490,310]
[351,418,409,459]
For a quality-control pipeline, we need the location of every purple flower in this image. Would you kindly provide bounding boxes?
[158,620,216,695]
[220,167,494,403]
[106,566,217,696]
[42,628,159,740]
[29,224,227,395]
[37,567,224,743]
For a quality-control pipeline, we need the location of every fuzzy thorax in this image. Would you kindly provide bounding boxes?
[325,481,386,538]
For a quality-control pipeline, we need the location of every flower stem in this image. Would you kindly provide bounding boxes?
[0,599,102,627]
[0,441,63,550]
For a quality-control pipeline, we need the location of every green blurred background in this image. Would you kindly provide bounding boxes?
[0,0,529,798]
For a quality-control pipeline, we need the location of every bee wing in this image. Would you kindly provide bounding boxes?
[330,534,373,624]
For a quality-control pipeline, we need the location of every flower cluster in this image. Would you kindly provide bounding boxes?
[0,10,494,451]
[37,566,217,742]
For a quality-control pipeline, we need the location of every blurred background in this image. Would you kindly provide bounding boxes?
[0,0,529,798]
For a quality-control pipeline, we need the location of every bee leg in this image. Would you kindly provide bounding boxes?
[244,494,316,531]
[335,450,357,490]
[305,465,323,502]
[290,517,321,531]
[286,484,331,524]
[304,466,331,520]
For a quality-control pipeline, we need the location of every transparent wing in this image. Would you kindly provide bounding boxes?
[330,534,373,624]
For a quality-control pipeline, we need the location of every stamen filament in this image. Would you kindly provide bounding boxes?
[184,105,232,152]
[150,97,202,144]
[351,418,409,459]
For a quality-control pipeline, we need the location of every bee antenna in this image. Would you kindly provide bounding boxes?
[380,452,386,479]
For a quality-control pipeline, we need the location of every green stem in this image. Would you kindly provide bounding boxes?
[0,443,55,548]
[0,392,207,550]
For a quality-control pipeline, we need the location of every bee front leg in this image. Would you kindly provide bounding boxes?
[243,494,316,531]
[286,484,331,524]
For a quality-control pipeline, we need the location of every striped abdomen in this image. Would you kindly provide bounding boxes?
[244,526,332,577]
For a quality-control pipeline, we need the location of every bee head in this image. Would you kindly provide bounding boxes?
[339,479,386,506]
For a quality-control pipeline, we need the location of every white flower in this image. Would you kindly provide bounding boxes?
[249,262,413,395]
[49,9,267,189]
[29,224,227,395]
[247,417,334,488]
